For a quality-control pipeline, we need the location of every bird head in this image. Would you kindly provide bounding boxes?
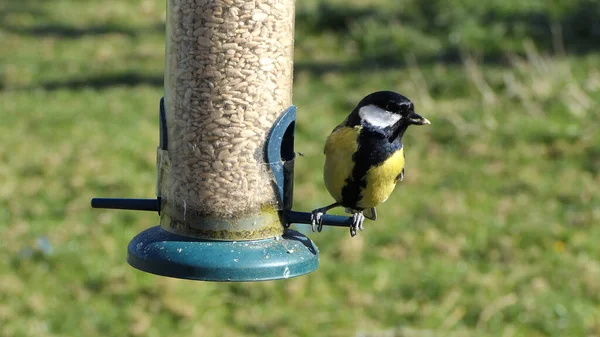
[357,91,430,127]
[353,91,430,140]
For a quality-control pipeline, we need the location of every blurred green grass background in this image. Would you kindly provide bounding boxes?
[1,0,600,336]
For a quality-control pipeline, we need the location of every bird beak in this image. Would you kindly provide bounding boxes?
[408,112,431,125]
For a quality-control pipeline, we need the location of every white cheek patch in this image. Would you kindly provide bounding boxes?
[358,104,402,128]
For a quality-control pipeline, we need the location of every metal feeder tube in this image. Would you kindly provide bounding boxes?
[94,0,319,282]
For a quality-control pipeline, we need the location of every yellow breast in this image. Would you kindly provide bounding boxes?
[322,125,405,209]
[357,148,404,209]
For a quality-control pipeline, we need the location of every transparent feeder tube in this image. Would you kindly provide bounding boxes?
[161,0,295,240]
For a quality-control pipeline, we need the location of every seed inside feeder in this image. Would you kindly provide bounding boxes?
[162,0,295,233]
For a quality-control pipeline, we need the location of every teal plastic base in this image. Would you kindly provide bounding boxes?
[127,226,319,282]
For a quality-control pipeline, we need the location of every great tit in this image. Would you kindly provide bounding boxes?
[311,91,430,236]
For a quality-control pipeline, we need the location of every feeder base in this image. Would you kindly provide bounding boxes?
[127,226,319,281]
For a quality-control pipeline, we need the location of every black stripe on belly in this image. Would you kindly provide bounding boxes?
[341,128,402,209]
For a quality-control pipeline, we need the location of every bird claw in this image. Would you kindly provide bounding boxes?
[310,209,325,232]
[350,212,365,237]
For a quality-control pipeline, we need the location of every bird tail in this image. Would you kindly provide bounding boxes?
[363,208,375,220]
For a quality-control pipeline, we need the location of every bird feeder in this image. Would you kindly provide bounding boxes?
[92,0,356,282]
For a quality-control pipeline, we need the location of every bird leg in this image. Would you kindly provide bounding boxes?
[350,212,365,237]
[311,202,340,232]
